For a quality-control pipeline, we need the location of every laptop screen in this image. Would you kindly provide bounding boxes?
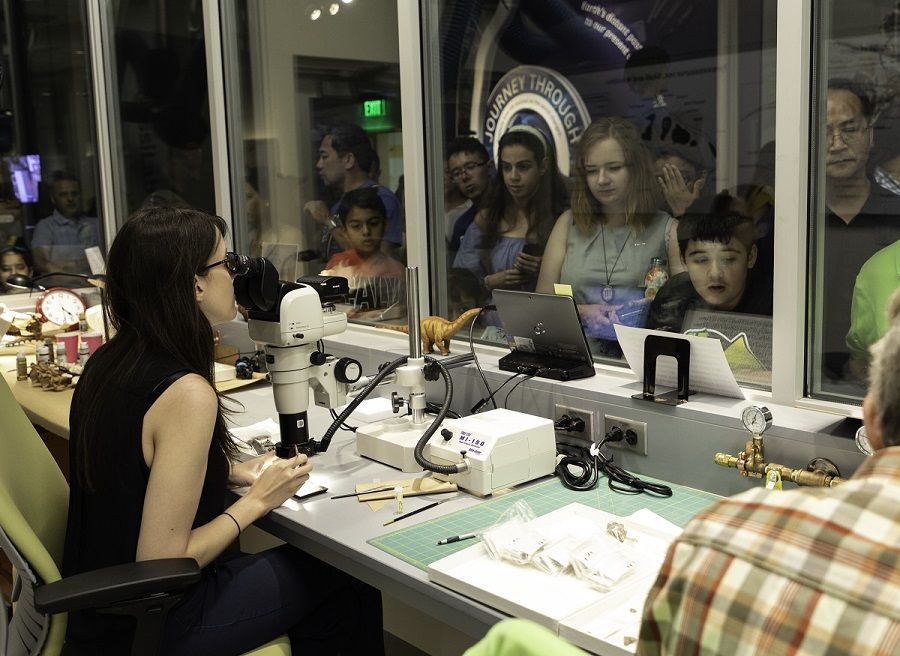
[492,290,594,365]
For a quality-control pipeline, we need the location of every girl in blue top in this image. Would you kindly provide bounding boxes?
[453,125,568,298]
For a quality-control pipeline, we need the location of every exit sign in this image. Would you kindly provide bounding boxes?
[363,99,386,117]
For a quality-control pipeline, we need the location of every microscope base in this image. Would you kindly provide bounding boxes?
[355,417,429,472]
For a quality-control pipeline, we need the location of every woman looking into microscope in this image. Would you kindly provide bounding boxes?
[63,206,384,655]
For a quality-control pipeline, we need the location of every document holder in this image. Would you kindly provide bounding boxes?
[632,334,693,406]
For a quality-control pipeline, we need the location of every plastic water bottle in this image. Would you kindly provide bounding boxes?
[644,257,669,300]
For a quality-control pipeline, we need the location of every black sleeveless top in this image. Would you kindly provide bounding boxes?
[63,349,229,653]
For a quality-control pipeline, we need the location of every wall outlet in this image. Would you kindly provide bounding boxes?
[603,415,648,455]
[554,404,594,439]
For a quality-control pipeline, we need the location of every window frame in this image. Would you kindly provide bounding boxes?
[83,0,858,419]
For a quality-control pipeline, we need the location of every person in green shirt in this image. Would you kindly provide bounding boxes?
[847,238,900,378]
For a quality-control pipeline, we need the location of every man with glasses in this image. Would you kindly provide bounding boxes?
[821,78,900,387]
[445,136,494,264]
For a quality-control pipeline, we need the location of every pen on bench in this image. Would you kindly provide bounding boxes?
[437,532,477,546]
[383,500,440,526]
[330,485,396,500]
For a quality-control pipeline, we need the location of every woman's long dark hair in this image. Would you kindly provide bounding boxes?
[74,207,238,491]
[478,128,569,257]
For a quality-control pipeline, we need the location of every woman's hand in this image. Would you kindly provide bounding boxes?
[485,268,527,290]
[229,452,276,487]
[579,303,623,331]
[244,453,312,512]
[514,251,542,276]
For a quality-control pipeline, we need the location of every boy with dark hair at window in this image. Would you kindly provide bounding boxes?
[646,212,772,332]
[320,186,405,315]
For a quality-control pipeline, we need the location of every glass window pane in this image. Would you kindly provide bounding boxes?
[0,1,103,290]
[108,1,216,216]
[427,1,776,389]
[226,1,406,325]
[809,1,900,402]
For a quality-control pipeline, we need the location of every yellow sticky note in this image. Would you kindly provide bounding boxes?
[553,284,574,297]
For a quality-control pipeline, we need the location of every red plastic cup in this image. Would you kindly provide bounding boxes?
[56,332,79,363]
[81,332,103,355]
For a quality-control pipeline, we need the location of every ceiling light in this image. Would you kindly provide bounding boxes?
[310,7,321,20]
[329,3,340,15]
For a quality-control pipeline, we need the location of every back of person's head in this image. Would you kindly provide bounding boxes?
[572,117,658,233]
[336,186,387,224]
[76,206,235,490]
[323,122,375,176]
[827,77,875,121]
[868,291,900,446]
[446,136,489,163]
[677,211,756,259]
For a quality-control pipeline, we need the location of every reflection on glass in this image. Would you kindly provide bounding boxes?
[811,1,900,402]
[226,0,405,326]
[320,187,406,320]
[430,1,775,388]
[111,1,215,215]
[0,2,103,289]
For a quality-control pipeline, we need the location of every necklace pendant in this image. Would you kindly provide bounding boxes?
[601,285,615,303]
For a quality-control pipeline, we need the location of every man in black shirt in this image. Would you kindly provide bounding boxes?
[820,79,900,386]
[648,212,772,332]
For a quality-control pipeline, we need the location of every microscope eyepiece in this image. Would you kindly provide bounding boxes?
[229,253,263,277]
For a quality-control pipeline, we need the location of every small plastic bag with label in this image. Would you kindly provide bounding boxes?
[481,500,547,565]
[570,532,638,592]
[532,535,583,576]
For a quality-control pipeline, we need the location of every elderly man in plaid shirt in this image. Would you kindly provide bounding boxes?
[638,295,900,655]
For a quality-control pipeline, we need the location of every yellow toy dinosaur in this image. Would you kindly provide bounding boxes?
[378,307,482,355]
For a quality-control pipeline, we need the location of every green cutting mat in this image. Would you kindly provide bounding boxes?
[368,476,720,570]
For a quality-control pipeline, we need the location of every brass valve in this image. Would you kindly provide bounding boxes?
[716,405,846,488]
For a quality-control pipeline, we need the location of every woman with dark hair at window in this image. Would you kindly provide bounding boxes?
[63,206,384,655]
[453,125,569,298]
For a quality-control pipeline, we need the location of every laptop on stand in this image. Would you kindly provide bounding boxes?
[492,290,596,381]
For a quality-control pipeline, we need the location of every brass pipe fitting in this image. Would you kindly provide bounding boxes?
[715,445,846,488]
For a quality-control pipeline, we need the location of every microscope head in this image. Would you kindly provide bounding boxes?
[233,256,349,348]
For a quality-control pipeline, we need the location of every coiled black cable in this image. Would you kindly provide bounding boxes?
[556,432,673,497]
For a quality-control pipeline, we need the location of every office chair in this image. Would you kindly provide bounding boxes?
[0,376,290,655]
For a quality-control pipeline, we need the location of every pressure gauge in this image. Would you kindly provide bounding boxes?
[855,426,874,456]
[35,287,86,327]
[741,405,772,435]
